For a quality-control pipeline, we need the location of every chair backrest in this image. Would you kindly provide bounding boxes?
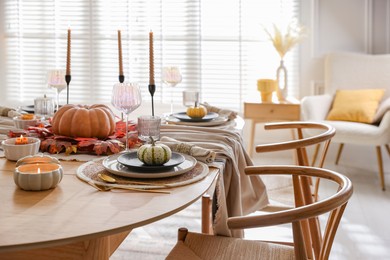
[255,122,336,259]
[325,52,390,100]
[255,121,335,168]
[228,165,353,260]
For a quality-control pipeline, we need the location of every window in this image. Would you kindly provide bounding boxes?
[2,0,300,112]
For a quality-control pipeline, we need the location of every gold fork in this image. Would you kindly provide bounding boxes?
[87,180,170,194]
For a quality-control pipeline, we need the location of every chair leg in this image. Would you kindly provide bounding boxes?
[178,228,189,242]
[311,143,320,167]
[385,144,390,157]
[376,146,386,191]
[202,194,213,234]
[335,143,344,165]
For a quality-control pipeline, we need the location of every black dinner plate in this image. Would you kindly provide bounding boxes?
[172,112,219,122]
[21,105,34,113]
[117,151,185,172]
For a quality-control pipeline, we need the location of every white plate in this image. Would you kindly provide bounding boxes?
[102,153,197,178]
[166,115,229,127]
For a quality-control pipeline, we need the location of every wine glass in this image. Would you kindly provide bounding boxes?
[162,66,182,115]
[46,69,66,112]
[111,82,142,152]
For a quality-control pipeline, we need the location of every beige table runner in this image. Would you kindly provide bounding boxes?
[160,124,269,238]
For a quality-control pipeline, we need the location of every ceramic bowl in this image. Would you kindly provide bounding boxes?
[13,115,40,130]
[1,137,41,161]
[14,154,63,191]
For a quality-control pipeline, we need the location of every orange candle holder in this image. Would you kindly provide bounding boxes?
[15,135,28,145]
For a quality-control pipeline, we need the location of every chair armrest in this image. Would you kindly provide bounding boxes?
[374,97,390,123]
[378,111,390,143]
[226,165,353,230]
[301,94,333,121]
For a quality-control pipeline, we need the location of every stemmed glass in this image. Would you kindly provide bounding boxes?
[47,69,66,112]
[162,66,182,115]
[111,82,142,152]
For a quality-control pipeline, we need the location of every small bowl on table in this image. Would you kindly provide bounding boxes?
[14,154,63,191]
[1,137,41,161]
[13,114,40,130]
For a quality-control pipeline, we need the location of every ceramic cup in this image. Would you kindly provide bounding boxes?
[13,115,40,130]
[1,137,41,161]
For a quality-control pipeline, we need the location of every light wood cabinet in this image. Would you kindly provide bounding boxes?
[244,101,300,156]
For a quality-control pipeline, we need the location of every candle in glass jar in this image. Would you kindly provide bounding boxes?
[118,30,124,77]
[149,30,155,85]
[66,28,71,75]
[15,135,28,145]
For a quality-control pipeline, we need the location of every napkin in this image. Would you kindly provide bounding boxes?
[201,102,238,120]
[0,106,20,118]
[159,136,216,163]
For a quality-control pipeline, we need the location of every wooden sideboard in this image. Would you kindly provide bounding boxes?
[244,101,301,156]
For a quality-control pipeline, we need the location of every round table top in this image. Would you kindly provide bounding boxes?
[0,158,218,253]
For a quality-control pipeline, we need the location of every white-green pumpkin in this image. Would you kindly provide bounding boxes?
[137,137,172,165]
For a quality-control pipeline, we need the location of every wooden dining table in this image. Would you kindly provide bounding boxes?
[0,157,219,259]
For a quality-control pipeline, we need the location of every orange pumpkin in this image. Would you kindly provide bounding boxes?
[51,104,116,139]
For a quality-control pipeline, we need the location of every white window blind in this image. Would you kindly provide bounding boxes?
[3,0,300,112]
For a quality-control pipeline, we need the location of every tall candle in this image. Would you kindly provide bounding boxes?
[149,30,155,85]
[118,30,124,76]
[66,28,71,75]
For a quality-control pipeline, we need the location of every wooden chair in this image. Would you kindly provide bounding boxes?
[255,121,336,200]
[167,165,353,260]
[199,122,336,255]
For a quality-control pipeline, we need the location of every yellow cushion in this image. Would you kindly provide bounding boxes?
[326,89,385,123]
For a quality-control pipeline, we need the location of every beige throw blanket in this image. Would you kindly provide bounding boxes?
[161,124,269,237]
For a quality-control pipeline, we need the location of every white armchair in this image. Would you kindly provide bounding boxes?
[301,52,390,190]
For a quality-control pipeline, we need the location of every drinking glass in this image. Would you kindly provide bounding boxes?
[138,115,161,143]
[162,66,182,115]
[182,90,199,107]
[34,95,55,121]
[46,69,66,112]
[111,82,142,151]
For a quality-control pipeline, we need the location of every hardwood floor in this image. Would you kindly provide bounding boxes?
[111,122,390,260]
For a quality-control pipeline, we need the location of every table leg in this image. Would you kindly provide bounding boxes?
[248,120,257,157]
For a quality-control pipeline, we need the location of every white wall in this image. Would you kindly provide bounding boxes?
[299,0,390,98]
[0,2,4,94]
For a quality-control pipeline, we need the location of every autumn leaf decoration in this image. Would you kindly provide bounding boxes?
[9,121,141,156]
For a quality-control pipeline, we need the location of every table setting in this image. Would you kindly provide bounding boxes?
[0,27,268,245]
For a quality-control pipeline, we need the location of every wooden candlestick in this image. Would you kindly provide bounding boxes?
[149,30,155,116]
[66,28,71,104]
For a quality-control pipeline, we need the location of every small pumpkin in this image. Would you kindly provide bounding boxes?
[186,102,207,118]
[137,137,172,165]
[51,104,115,139]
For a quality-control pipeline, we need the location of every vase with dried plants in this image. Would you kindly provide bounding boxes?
[264,21,306,101]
